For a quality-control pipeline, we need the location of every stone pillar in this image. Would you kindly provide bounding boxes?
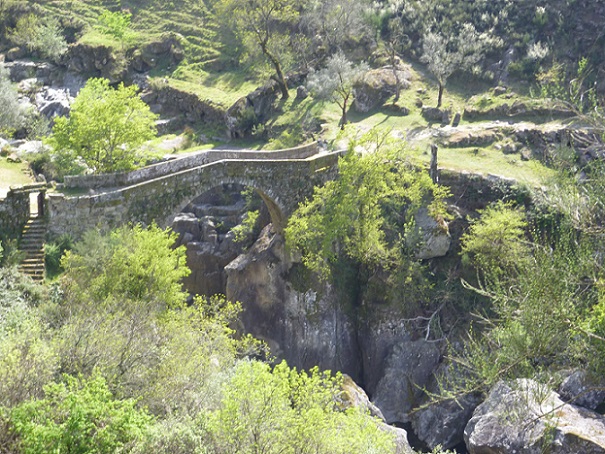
[430,144,439,184]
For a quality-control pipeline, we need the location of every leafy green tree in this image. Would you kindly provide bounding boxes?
[8,14,67,61]
[205,360,396,454]
[213,0,299,99]
[461,201,530,283]
[307,51,369,129]
[420,23,498,107]
[286,128,449,280]
[97,9,132,41]
[61,224,189,308]
[96,9,136,48]
[49,78,157,174]
[10,374,153,454]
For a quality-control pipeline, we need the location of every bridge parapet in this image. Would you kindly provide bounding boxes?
[48,150,344,239]
[63,142,321,190]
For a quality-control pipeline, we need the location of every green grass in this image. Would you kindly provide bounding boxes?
[166,65,259,107]
[412,145,556,186]
[0,159,34,197]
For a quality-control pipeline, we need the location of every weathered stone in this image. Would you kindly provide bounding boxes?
[412,380,481,450]
[445,129,500,148]
[465,379,605,454]
[225,226,362,380]
[422,107,451,124]
[353,66,411,113]
[340,375,386,421]
[372,340,441,424]
[452,112,461,127]
[558,370,605,411]
[493,86,508,96]
[296,85,309,100]
[35,87,73,119]
[6,153,21,163]
[341,354,415,454]
[415,208,451,260]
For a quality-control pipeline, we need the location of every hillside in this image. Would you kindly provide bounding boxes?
[1,1,605,453]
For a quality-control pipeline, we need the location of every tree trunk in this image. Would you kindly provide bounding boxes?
[437,82,444,108]
[263,45,289,100]
[340,96,348,130]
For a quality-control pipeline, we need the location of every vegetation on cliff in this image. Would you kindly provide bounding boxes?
[0,226,396,453]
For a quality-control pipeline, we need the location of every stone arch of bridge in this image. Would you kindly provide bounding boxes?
[168,177,289,233]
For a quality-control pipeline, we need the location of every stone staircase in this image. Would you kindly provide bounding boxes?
[18,217,46,281]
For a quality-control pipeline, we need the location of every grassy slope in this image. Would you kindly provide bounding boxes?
[0,159,33,198]
[20,0,560,187]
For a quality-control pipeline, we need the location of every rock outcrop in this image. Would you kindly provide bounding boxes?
[371,340,441,424]
[225,226,362,377]
[465,379,605,454]
[353,66,411,113]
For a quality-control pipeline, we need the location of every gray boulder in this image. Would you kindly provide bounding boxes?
[372,340,441,424]
[465,379,605,454]
[353,67,411,113]
[340,374,413,454]
[558,370,605,411]
[35,87,73,119]
[415,208,451,260]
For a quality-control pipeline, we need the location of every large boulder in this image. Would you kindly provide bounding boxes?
[35,87,73,119]
[412,391,481,450]
[415,208,451,260]
[340,375,413,454]
[225,226,363,380]
[353,66,411,113]
[465,379,605,454]
[558,370,605,411]
[371,340,441,424]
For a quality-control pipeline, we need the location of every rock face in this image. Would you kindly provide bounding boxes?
[353,66,411,113]
[171,185,251,296]
[465,379,605,454]
[412,388,481,450]
[225,226,362,377]
[35,87,73,119]
[371,340,441,424]
[415,208,451,260]
[558,370,605,411]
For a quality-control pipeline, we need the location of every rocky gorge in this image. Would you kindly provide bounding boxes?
[4,28,605,452]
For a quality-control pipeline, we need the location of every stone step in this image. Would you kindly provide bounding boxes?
[18,216,47,281]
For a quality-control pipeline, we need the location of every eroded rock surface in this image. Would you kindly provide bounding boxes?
[465,379,605,454]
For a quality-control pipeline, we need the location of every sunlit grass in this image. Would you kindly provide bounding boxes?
[0,159,34,197]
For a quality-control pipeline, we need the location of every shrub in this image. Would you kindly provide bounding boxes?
[10,374,153,454]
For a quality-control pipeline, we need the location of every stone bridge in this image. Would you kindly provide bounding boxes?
[46,143,344,238]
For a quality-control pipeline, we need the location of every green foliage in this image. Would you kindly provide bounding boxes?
[446,218,603,397]
[44,234,74,279]
[231,210,260,244]
[212,0,299,98]
[461,201,530,282]
[61,224,189,308]
[0,63,24,135]
[205,360,396,454]
[8,14,67,61]
[286,128,449,281]
[307,52,369,128]
[10,374,153,454]
[97,9,133,42]
[48,78,157,175]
